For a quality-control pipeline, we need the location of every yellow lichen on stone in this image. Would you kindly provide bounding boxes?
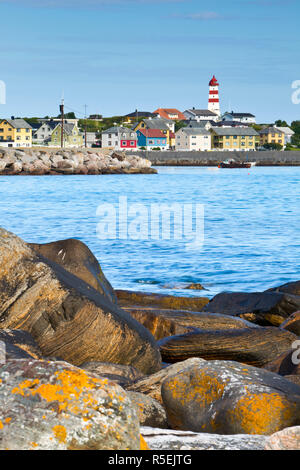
[140,435,149,450]
[52,425,67,444]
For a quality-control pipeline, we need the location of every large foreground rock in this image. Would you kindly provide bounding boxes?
[116,290,209,311]
[203,291,300,326]
[29,238,116,304]
[0,360,140,450]
[265,426,300,450]
[0,228,161,374]
[161,360,300,435]
[158,327,297,367]
[268,280,300,296]
[141,427,267,450]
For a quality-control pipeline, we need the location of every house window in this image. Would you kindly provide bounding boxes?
[130,141,135,146]
[149,140,154,145]
[121,141,127,146]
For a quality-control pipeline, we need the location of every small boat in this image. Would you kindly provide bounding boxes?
[219,158,252,169]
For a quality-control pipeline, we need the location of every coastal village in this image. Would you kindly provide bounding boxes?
[0,76,298,152]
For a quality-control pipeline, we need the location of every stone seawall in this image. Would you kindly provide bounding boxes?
[132,150,300,166]
[0,148,157,175]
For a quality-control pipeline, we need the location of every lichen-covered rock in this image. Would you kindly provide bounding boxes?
[265,426,300,450]
[280,311,300,336]
[0,330,43,361]
[80,362,144,387]
[0,228,161,374]
[161,361,300,435]
[128,392,168,428]
[158,327,297,367]
[127,358,206,404]
[116,290,210,311]
[0,359,140,450]
[29,238,116,304]
[141,427,267,451]
[203,291,300,326]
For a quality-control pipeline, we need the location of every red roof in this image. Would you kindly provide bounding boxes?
[209,75,219,86]
[139,129,166,138]
[153,108,186,121]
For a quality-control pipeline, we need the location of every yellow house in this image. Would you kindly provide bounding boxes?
[133,118,175,147]
[211,127,259,150]
[0,118,32,147]
[259,127,284,148]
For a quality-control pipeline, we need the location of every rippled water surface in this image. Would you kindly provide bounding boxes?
[0,166,299,298]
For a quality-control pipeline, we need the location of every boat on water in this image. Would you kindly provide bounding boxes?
[219,158,254,169]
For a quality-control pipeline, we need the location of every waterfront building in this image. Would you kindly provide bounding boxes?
[33,121,57,145]
[175,127,211,151]
[153,108,186,121]
[259,127,284,148]
[274,126,295,146]
[0,118,32,148]
[50,122,83,148]
[222,112,256,124]
[136,129,168,150]
[211,127,259,151]
[101,126,137,150]
[183,108,219,123]
[133,117,175,147]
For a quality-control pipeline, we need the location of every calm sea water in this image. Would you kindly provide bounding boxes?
[0,166,299,298]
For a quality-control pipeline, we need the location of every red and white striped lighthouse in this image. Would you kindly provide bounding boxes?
[208,75,221,117]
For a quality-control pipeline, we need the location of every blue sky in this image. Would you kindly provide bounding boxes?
[0,0,299,122]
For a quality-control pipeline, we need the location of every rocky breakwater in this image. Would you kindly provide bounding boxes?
[1,228,300,449]
[0,148,157,175]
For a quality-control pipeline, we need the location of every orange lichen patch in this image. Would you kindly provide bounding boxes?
[166,371,227,407]
[30,442,38,448]
[4,418,11,424]
[227,392,295,435]
[53,425,67,444]
[0,421,3,430]
[10,369,115,417]
[140,435,150,450]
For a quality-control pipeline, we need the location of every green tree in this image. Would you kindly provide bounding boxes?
[263,143,283,150]
[275,119,288,127]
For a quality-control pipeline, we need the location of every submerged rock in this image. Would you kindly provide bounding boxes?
[158,327,297,367]
[161,360,300,435]
[141,427,267,451]
[0,359,140,450]
[0,228,161,374]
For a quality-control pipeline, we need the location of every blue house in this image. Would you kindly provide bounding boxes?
[136,129,168,150]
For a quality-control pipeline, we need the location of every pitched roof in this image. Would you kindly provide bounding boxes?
[179,128,211,136]
[259,127,282,135]
[224,112,255,118]
[153,108,186,120]
[3,118,32,129]
[186,120,213,128]
[138,129,166,138]
[102,126,135,135]
[185,109,218,117]
[212,127,259,136]
[143,118,171,130]
[125,111,156,118]
[274,126,294,135]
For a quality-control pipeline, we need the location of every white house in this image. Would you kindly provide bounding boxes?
[33,121,57,145]
[175,127,211,151]
[222,112,256,124]
[183,108,219,123]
